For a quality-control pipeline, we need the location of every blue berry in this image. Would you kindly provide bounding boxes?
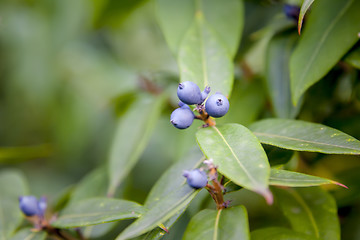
[19,196,40,216]
[183,169,208,189]
[177,81,203,105]
[170,107,194,129]
[205,93,229,118]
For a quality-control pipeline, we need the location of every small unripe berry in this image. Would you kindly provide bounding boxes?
[205,93,229,118]
[201,86,211,102]
[177,81,203,105]
[183,169,208,189]
[170,107,194,129]
[19,196,40,216]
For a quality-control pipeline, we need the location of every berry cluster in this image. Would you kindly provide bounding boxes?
[170,81,229,129]
[19,195,47,218]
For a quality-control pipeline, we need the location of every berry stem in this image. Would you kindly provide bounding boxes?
[205,166,228,210]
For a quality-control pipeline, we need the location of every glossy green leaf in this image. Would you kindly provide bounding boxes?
[290,0,360,105]
[224,169,343,193]
[0,169,28,240]
[269,169,345,188]
[9,228,46,240]
[155,0,243,57]
[196,124,272,203]
[266,33,300,118]
[116,185,199,240]
[108,93,166,196]
[298,0,315,34]
[273,187,340,240]
[251,227,314,240]
[183,206,249,240]
[51,198,144,228]
[139,149,204,239]
[178,15,233,97]
[250,119,360,154]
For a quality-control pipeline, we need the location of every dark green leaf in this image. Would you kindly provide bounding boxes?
[0,169,28,239]
[183,206,249,240]
[51,198,144,228]
[250,119,360,154]
[298,0,315,34]
[273,187,340,240]
[266,33,300,118]
[269,169,345,188]
[290,0,360,105]
[251,227,314,240]
[196,124,272,203]
[108,93,166,196]
[116,185,200,240]
[178,15,233,97]
[345,46,360,69]
[9,228,46,240]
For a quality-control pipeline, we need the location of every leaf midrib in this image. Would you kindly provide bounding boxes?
[213,209,222,240]
[289,189,320,238]
[213,126,258,186]
[254,132,360,152]
[296,0,353,92]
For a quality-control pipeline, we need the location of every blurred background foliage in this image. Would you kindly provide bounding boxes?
[0,0,360,239]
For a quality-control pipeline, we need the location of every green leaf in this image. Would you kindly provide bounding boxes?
[183,206,249,240]
[69,167,108,205]
[154,0,194,54]
[9,228,47,240]
[67,167,113,238]
[298,0,315,34]
[139,149,204,239]
[108,93,166,196]
[273,187,340,240]
[251,227,314,240]
[0,169,28,240]
[116,185,200,240]
[51,197,144,228]
[266,33,300,118]
[290,0,360,105]
[250,119,360,154]
[178,15,233,97]
[155,0,243,57]
[269,169,345,188]
[196,124,272,203]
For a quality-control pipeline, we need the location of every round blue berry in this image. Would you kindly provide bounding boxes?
[19,196,40,216]
[170,107,194,129]
[205,93,229,118]
[177,81,203,105]
[283,4,300,21]
[183,169,208,189]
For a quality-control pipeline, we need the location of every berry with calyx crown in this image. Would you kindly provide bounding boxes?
[177,81,203,105]
[205,93,229,118]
